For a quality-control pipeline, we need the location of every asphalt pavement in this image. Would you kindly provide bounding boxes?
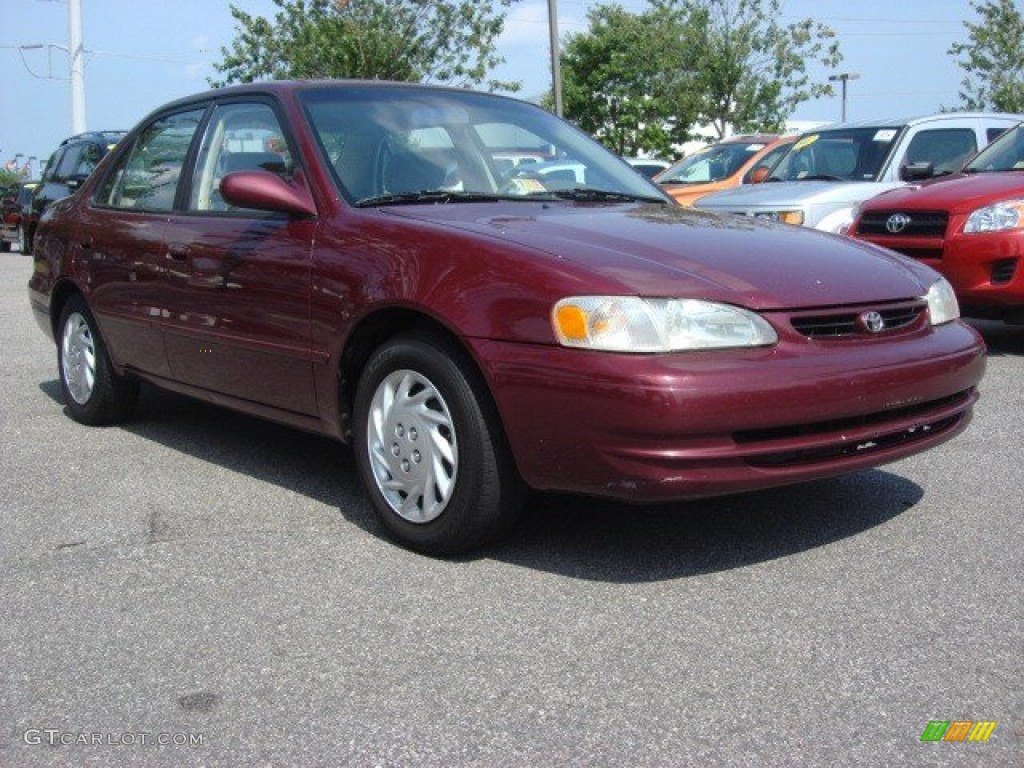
[1,249,1020,767]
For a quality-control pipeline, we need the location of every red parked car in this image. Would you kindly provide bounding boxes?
[28,81,985,554]
[850,122,1024,324]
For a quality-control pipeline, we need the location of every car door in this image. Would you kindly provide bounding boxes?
[161,100,318,414]
[81,109,207,377]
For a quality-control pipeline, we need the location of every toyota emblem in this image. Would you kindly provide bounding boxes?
[886,213,911,234]
[859,311,886,333]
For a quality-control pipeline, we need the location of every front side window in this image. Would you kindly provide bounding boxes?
[96,109,205,211]
[903,128,977,176]
[188,102,293,213]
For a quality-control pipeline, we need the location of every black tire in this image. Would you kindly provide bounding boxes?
[57,295,139,425]
[353,333,522,555]
[0,239,10,253]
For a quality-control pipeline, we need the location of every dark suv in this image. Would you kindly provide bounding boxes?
[21,130,125,254]
[1,182,38,252]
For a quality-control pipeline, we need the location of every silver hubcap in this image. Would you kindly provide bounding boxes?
[367,369,458,523]
[61,312,96,405]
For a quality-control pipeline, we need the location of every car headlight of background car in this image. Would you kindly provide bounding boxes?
[753,210,805,226]
[963,199,1024,233]
[925,278,960,326]
[552,297,779,352]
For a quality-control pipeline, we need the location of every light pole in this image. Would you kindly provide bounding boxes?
[548,0,563,117]
[828,73,860,123]
[69,0,86,134]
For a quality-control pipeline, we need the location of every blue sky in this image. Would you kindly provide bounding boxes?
[0,0,996,174]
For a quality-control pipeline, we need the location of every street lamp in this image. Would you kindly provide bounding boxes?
[548,0,563,117]
[828,73,860,123]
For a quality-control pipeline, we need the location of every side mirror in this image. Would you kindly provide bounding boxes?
[748,165,772,184]
[900,161,934,182]
[220,170,317,216]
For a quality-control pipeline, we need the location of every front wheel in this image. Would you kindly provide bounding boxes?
[57,295,139,425]
[353,334,522,555]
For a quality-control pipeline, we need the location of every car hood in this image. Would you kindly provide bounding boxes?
[383,202,934,310]
[861,172,1024,213]
[696,180,903,209]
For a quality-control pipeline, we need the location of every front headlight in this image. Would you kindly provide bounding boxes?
[963,199,1024,233]
[552,296,778,352]
[753,210,805,226]
[925,278,960,326]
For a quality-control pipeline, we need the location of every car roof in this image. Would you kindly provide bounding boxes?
[805,112,1024,132]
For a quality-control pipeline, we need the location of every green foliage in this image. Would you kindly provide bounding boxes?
[559,4,694,157]
[0,169,23,188]
[663,0,841,139]
[211,0,520,91]
[949,0,1024,113]
[559,0,842,157]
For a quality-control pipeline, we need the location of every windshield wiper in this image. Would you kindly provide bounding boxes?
[537,187,667,204]
[794,174,845,182]
[355,190,509,207]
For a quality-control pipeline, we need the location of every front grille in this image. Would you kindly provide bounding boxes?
[734,390,973,468]
[991,258,1017,284]
[859,211,949,237]
[790,301,926,338]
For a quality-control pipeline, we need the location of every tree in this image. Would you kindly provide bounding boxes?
[558,0,842,157]
[948,0,1024,113]
[211,0,519,91]
[655,0,842,139]
[559,4,697,157]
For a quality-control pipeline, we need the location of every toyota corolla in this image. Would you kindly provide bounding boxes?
[28,81,985,554]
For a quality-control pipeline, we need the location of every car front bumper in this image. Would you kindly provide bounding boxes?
[472,321,985,502]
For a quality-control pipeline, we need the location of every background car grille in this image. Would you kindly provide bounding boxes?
[789,301,926,338]
[858,211,949,237]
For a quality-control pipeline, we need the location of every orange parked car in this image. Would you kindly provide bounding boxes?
[655,134,795,206]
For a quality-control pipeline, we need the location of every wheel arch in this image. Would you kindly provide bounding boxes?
[337,307,513,460]
[48,279,85,339]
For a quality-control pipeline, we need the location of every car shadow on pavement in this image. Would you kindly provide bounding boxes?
[967,319,1024,357]
[485,471,922,582]
[38,379,923,581]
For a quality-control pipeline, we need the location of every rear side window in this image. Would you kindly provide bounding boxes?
[903,128,977,176]
[96,110,205,211]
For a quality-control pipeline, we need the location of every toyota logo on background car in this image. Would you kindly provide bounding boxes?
[886,213,912,234]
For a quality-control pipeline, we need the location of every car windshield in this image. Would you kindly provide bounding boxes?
[768,127,901,182]
[962,123,1024,173]
[657,141,769,184]
[299,86,668,206]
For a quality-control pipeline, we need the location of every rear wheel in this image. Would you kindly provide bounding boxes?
[57,295,139,425]
[353,334,522,555]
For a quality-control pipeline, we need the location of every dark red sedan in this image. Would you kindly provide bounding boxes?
[28,81,985,554]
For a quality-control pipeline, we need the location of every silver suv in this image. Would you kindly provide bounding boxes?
[695,112,1023,232]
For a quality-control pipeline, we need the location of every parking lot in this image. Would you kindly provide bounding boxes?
[0,249,1020,766]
